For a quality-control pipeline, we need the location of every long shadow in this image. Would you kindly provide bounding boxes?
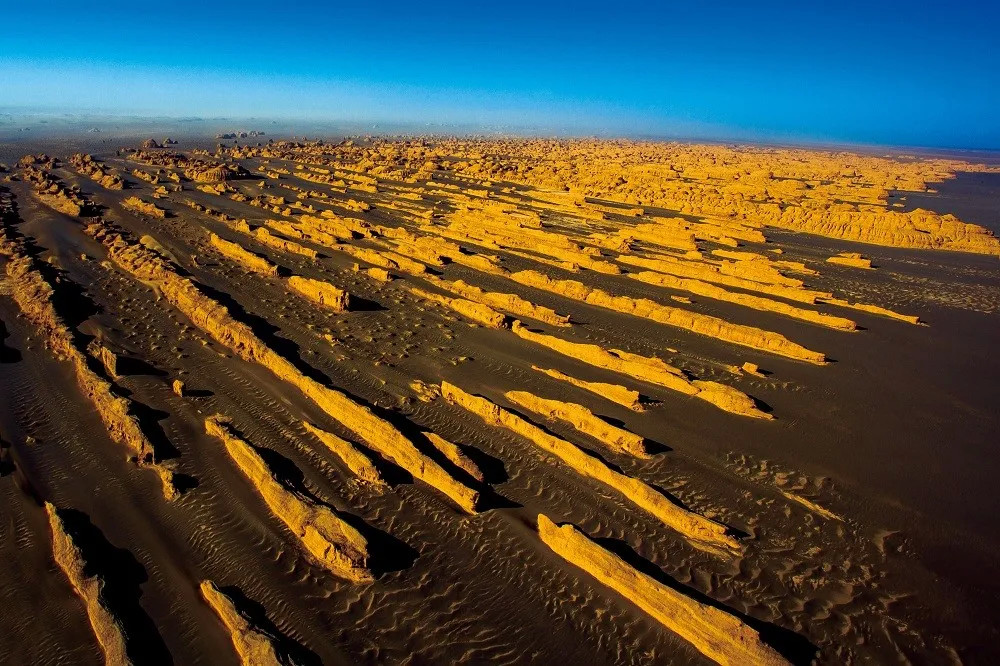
[233,426,418,576]
[594,535,818,665]
[346,296,386,312]
[194,281,332,386]
[0,318,22,363]
[216,585,322,666]
[56,508,174,666]
[115,355,168,378]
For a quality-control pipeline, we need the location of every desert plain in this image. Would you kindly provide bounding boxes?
[0,133,998,665]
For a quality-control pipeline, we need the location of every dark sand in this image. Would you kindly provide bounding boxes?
[1,139,998,665]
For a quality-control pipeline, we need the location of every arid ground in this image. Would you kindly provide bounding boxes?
[1,136,998,665]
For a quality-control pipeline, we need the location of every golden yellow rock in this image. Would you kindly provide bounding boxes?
[505,390,648,457]
[302,421,385,486]
[508,270,826,363]
[442,382,738,555]
[511,321,769,419]
[122,196,166,218]
[424,432,485,483]
[46,503,132,666]
[205,415,373,582]
[199,581,285,666]
[537,515,788,666]
[287,276,350,311]
[209,233,279,277]
[531,365,644,412]
[409,286,506,328]
[826,252,874,269]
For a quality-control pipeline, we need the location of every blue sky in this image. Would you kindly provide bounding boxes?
[2,0,998,148]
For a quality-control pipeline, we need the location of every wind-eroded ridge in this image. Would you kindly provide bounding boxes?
[0,137,992,665]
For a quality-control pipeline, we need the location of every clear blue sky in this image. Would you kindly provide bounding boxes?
[2,0,998,148]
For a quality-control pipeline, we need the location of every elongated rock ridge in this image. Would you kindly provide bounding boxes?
[505,390,649,457]
[442,382,739,555]
[509,270,825,363]
[205,415,373,582]
[85,221,479,513]
[302,421,385,485]
[532,365,644,412]
[46,503,132,666]
[511,322,769,419]
[537,515,788,666]
[1,243,176,498]
[199,581,289,666]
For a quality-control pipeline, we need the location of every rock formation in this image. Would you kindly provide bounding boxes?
[46,503,132,666]
[199,581,289,666]
[537,515,788,666]
[205,415,373,582]
[442,382,738,555]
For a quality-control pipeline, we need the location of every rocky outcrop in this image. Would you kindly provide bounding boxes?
[209,234,279,277]
[205,415,373,582]
[508,270,826,363]
[199,581,288,666]
[302,421,385,486]
[430,277,571,327]
[505,390,648,457]
[408,286,506,328]
[442,383,739,555]
[531,366,644,412]
[826,252,873,269]
[122,197,166,219]
[511,322,769,419]
[424,432,484,483]
[287,276,350,311]
[629,270,856,331]
[254,227,318,259]
[69,153,126,190]
[46,503,132,666]
[537,515,788,666]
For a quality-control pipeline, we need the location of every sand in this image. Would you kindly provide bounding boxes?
[0,137,998,665]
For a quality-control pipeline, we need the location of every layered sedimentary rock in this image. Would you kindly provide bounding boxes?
[46,503,132,666]
[205,415,373,582]
[199,581,288,666]
[508,270,825,363]
[532,366,644,412]
[442,383,738,555]
[302,421,385,485]
[537,515,787,666]
[505,390,648,457]
[86,222,478,512]
[209,233,279,277]
[511,322,769,419]
[287,276,350,311]
[771,207,1000,256]
[408,286,506,328]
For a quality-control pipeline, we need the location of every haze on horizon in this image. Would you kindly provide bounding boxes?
[2,0,998,149]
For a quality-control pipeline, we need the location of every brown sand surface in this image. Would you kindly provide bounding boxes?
[1,138,998,665]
